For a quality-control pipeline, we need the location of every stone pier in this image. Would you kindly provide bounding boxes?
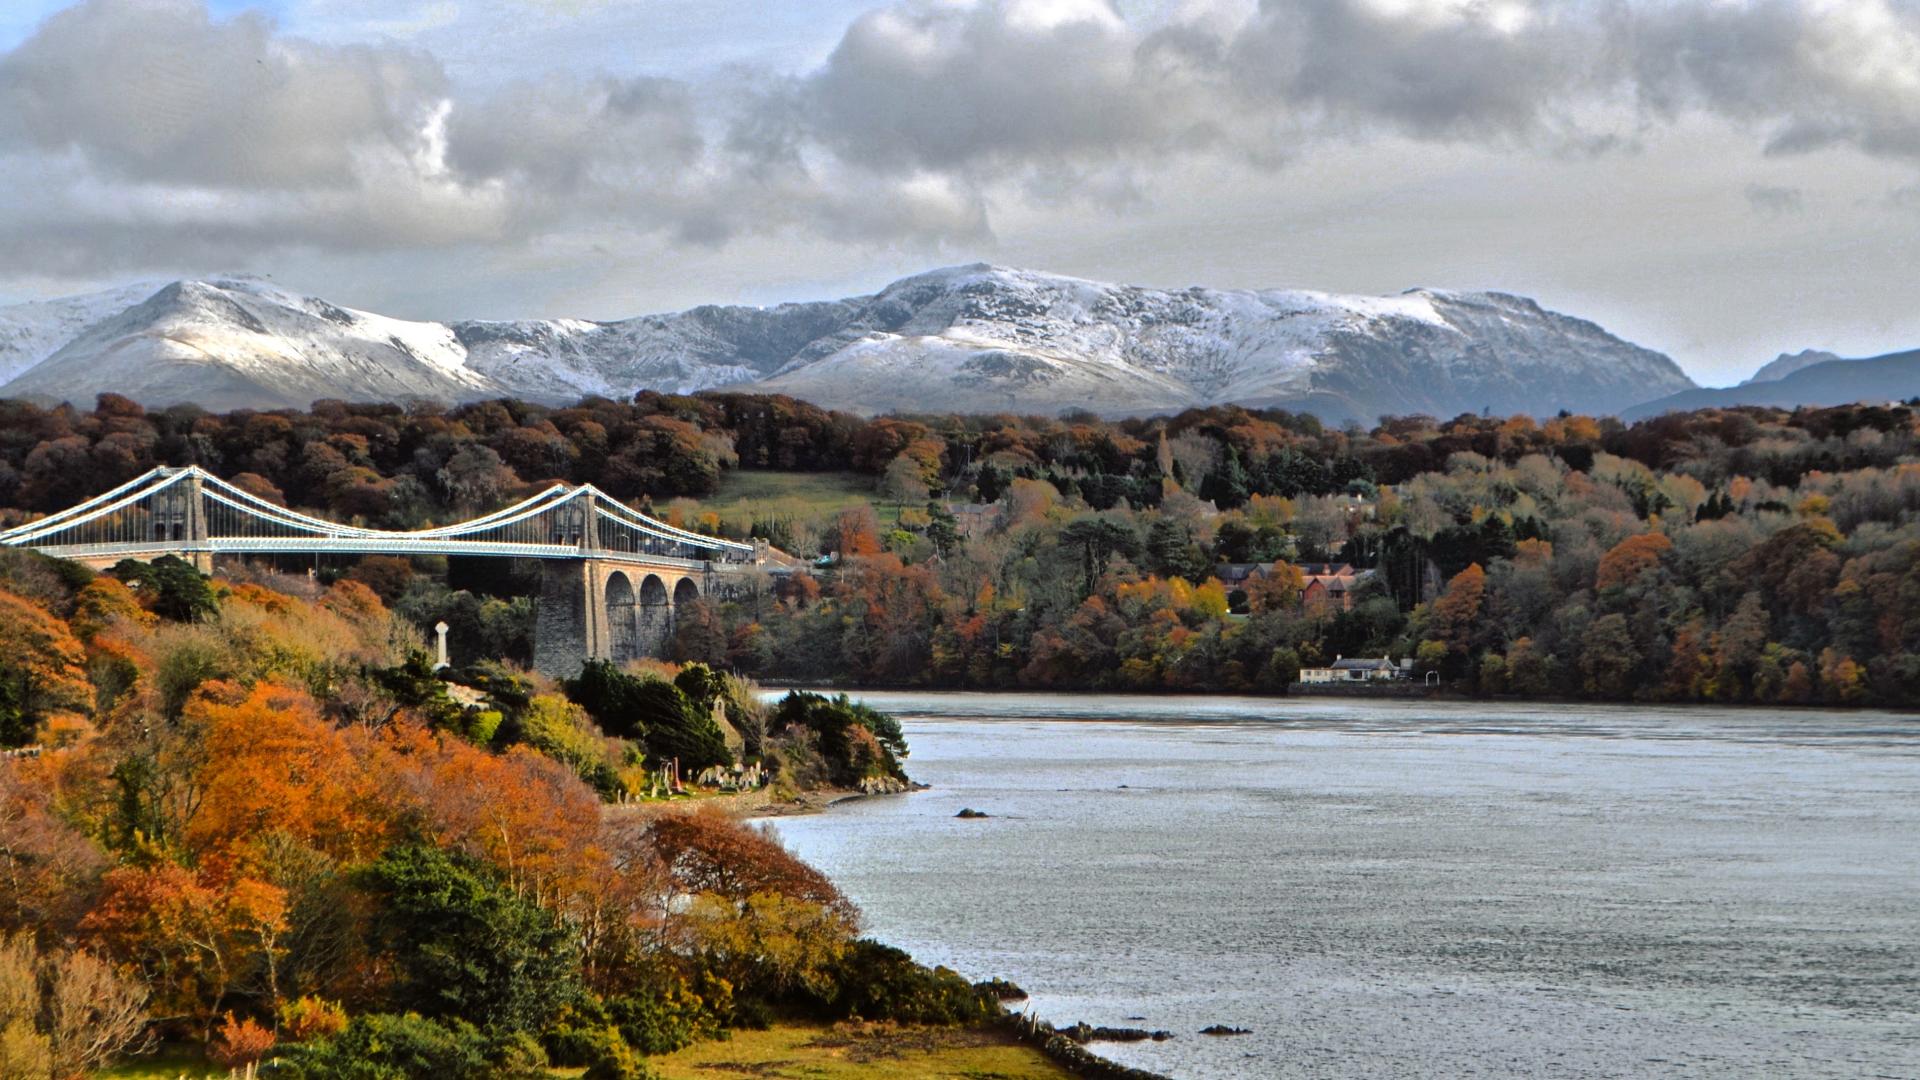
[532,558,711,678]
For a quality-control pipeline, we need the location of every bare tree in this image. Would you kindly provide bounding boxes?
[47,946,151,1080]
[0,934,45,1080]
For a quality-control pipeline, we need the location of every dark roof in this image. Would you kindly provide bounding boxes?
[1297,562,1354,577]
[1330,657,1395,670]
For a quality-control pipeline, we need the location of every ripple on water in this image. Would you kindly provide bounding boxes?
[763,694,1920,1080]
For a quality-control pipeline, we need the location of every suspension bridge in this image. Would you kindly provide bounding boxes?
[0,465,770,676]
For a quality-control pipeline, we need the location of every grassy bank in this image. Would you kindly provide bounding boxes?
[673,469,904,528]
[649,1020,1073,1080]
[100,1022,1071,1080]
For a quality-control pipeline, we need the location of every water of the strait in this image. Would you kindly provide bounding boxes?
[758,693,1920,1079]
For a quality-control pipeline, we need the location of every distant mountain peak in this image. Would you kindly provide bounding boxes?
[1743,348,1842,385]
[0,266,1696,420]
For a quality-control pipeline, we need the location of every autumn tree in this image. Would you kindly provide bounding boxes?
[0,590,91,747]
[645,810,853,917]
[1246,564,1306,613]
[1595,532,1673,592]
[82,864,287,1038]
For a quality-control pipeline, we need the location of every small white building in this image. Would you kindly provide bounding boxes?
[1299,656,1403,683]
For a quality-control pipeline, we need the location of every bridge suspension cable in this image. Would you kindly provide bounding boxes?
[0,465,759,566]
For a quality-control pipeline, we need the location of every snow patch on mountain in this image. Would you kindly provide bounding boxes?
[1,278,501,411]
[0,265,1696,421]
[0,281,164,384]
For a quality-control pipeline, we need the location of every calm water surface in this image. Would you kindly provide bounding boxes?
[761,693,1920,1079]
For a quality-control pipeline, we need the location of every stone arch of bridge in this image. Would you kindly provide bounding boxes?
[605,569,638,662]
[638,573,671,657]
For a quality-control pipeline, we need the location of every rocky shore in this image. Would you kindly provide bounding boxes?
[1001,1011,1178,1080]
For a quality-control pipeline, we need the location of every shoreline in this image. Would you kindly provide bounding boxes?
[731,785,1179,1080]
[757,682,1920,716]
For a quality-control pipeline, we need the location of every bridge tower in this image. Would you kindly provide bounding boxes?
[159,468,213,573]
[530,490,709,679]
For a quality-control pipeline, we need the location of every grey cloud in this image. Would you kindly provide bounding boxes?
[0,0,447,187]
[1624,1,1920,159]
[8,0,1920,278]
[1227,0,1603,144]
[793,0,1216,172]
[1744,183,1804,216]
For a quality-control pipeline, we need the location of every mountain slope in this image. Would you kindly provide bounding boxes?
[0,281,163,384]
[0,266,1695,420]
[2,279,505,411]
[741,266,1692,420]
[1623,349,1920,421]
[1742,349,1841,385]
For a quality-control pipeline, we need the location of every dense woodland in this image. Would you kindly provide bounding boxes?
[4,391,1920,706]
[0,542,979,1075]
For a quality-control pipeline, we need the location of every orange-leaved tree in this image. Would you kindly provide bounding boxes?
[1595,532,1674,592]
[0,590,92,740]
[184,681,388,868]
[81,862,287,1039]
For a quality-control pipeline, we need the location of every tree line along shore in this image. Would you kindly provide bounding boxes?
[4,392,1916,707]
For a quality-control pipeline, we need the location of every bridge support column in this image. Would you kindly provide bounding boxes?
[184,471,212,573]
[533,559,612,679]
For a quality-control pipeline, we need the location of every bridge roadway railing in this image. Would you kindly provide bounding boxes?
[27,537,731,572]
[2,465,760,563]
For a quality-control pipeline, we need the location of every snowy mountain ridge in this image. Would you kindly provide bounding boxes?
[0,265,1697,420]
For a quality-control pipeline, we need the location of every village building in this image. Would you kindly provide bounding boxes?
[943,502,997,539]
[1298,562,1366,611]
[1211,560,1377,612]
[1299,656,1408,683]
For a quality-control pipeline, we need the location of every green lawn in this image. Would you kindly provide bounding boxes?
[104,1023,1070,1080]
[672,470,907,530]
[650,1021,1072,1080]
[97,1046,221,1080]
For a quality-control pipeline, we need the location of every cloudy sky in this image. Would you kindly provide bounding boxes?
[2,0,1919,385]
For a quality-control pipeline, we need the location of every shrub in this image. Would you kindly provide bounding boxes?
[766,693,907,786]
[566,662,731,773]
[112,555,216,622]
[605,967,729,1055]
[814,940,998,1025]
[357,845,581,1036]
[536,997,621,1067]
[266,1013,489,1080]
[278,996,348,1042]
[581,1034,655,1080]
[483,1031,551,1079]
[210,1012,276,1069]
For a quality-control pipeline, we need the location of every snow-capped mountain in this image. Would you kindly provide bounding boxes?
[0,281,164,385]
[737,266,1693,420]
[3,278,503,411]
[0,266,1696,420]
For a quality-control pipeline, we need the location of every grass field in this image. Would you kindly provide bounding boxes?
[649,1021,1073,1080]
[97,1046,219,1079]
[671,470,906,531]
[101,1022,1070,1080]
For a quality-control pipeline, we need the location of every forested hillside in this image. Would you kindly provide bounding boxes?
[3,391,1919,706]
[0,547,1014,1076]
